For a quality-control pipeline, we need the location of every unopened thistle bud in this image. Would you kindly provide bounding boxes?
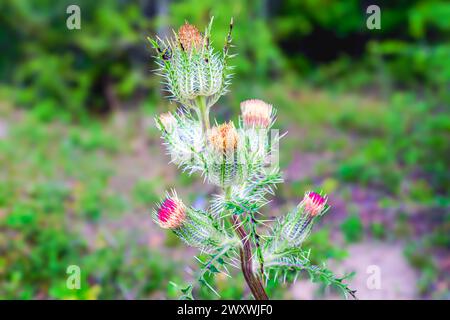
[240,99,273,129]
[156,195,186,229]
[153,191,230,252]
[155,111,204,167]
[206,122,245,187]
[273,191,328,248]
[178,22,203,52]
[149,17,232,111]
[302,191,327,217]
[239,99,275,170]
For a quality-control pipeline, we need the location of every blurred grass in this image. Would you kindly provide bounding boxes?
[1,82,448,298]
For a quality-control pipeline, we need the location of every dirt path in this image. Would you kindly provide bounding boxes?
[290,241,419,299]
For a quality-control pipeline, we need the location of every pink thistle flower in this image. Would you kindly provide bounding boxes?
[157,196,186,229]
[240,99,273,128]
[302,191,327,217]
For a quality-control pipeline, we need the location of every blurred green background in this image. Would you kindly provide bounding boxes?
[0,0,448,299]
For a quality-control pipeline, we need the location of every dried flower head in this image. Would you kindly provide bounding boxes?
[302,191,327,217]
[240,99,273,128]
[178,22,204,52]
[156,195,186,229]
[208,122,238,155]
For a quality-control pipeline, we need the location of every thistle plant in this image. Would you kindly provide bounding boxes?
[149,18,356,300]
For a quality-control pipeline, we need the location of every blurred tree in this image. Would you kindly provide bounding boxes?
[0,0,155,118]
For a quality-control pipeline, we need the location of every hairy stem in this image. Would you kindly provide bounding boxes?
[231,215,269,300]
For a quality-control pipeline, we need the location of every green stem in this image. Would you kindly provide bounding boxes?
[196,96,210,133]
[223,186,234,232]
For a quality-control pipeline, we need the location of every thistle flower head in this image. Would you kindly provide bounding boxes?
[205,122,248,187]
[178,22,203,52]
[208,122,238,155]
[302,191,327,217]
[153,190,232,252]
[240,99,273,128]
[149,17,233,110]
[156,195,186,229]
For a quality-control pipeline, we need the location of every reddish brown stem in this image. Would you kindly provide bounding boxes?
[232,215,269,300]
